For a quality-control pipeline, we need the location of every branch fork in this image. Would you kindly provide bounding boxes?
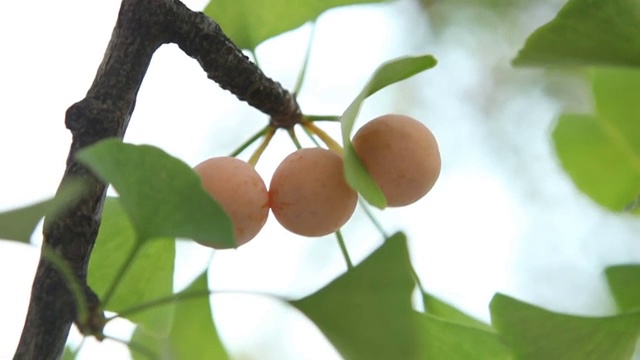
[15,1,299,358]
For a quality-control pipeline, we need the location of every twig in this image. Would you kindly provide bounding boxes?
[14,1,299,358]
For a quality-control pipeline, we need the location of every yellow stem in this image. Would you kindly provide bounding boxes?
[248,127,275,166]
[303,121,343,156]
[287,128,302,149]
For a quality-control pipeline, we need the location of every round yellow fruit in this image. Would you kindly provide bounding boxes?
[194,157,269,247]
[269,148,357,237]
[352,114,440,207]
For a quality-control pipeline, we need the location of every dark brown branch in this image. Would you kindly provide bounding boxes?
[14,1,299,359]
[167,0,302,128]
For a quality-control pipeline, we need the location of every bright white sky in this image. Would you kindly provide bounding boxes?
[2,0,640,359]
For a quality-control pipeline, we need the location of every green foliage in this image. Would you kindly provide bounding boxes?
[0,178,85,243]
[423,293,493,331]
[340,55,438,208]
[513,0,640,67]
[515,0,640,214]
[88,198,175,336]
[167,272,229,359]
[130,326,172,360]
[606,265,640,313]
[204,0,386,51]
[290,232,418,360]
[552,68,640,212]
[60,346,78,360]
[12,0,640,358]
[490,293,640,360]
[129,272,229,360]
[77,139,235,248]
[417,312,512,359]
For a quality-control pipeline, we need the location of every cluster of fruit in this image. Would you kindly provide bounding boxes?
[193,114,441,248]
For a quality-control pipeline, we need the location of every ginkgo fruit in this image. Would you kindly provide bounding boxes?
[194,157,269,247]
[352,114,441,207]
[269,148,357,237]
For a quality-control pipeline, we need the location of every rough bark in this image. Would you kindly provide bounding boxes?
[14,1,299,359]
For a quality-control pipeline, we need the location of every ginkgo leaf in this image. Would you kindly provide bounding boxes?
[203,0,386,51]
[88,197,175,336]
[77,139,234,248]
[490,293,640,360]
[513,0,640,68]
[290,232,418,359]
[0,178,86,243]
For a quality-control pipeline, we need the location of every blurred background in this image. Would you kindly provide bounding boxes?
[2,0,640,358]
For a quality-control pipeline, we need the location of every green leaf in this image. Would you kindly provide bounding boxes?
[490,293,640,360]
[77,139,234,248]
[129,325,169,360]
[552,113,640,211]
[290,232,418,360]
[417,312,512,360]
[553,68,640,212]
[0,178,86,243]
[513,0,640,68]
[593,69,640,191]
[424,293,493,331]
[168,272,229,360]
[204,0,386,51]
[61,345,78,360]
[128,272,229,360]
[341,55,438,208]
[88,197,175,336]
[606,265,640,313]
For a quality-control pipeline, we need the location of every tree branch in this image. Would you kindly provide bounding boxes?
[167,0,302,128]
[14,1,299,359]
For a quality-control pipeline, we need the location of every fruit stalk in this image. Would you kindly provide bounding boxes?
[229,126,270,157]
[287,128,303,150]
[303,121,344,155]
[335,230,354,270]
[248,127,276,166]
